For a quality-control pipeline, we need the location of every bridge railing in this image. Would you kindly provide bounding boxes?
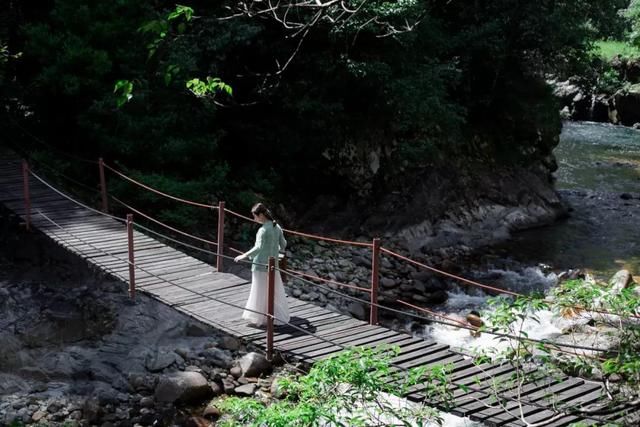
[19,156,640,336]
[21,162,620,367]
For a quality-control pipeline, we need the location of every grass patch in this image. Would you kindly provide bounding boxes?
[594,40,640,61]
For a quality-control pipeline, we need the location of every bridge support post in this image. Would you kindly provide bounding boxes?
[266,256,276,361]
[126,213,136,301]
[217,201,225,272]
[98,158,108,212]
[21,160,31,231]
[370,238,380,325]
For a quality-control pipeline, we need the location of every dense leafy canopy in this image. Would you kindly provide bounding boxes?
[0,0,632,224]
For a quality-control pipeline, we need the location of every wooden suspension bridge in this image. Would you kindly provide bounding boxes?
[1,149,638,427]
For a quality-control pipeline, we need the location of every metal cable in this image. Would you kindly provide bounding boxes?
[30,162,100,195]
[36,211,280,326]
[27,169,126,224]
[281,268,619,354]
[381,246,640,321]
[224,207,373,248]
[395,299,469,327]
[13,136,637,322]
[23,169,624,353]
[286,268,371,293]
[34,211,347,352]
[102,162,217,209]
[381,246,521,297]
[131,221,261,266]
[111,195,219,247]
[22,170,622,354]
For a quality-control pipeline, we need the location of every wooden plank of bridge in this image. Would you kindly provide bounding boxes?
[501,384,605,427]
[2,150,636,425]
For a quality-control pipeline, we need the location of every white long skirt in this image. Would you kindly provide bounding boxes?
[242,270,290,326]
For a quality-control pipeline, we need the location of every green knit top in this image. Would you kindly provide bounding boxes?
[244,221,287,272]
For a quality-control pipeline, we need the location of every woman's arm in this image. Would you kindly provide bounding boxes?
[278,225,287,252]
[234,227,264,262]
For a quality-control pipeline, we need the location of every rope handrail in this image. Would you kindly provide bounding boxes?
[14,133,640,324]
[23,167,634,353]
[279,262,618,354]
[111,195,218,248]
[28,169,127,224]
[283,228,373,247]
[391,301,610,365]
[225,243,370,293]
[102,162,217,210]
[133,222,258,264]
[224,207,373,248]
[395,299,469,328]
[31,162,101,195]
[286,268,371,293]
[35,211,290,333]
[380,246,522,297]
[224,207,257,223]
[381,246,640,320]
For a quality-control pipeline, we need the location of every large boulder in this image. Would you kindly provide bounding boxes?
[145,350,177,372]
[239,352,272,377]
[154,371,213,404]
[346,302,367,320]
[613,85,640,126]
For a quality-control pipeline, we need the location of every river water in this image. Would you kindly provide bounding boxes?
[499,121,640,278]
[426,121,640,352]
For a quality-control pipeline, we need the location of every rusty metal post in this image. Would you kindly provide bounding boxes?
[217,201,225,272]
[22,160,31,230]
[98,158,108,212]
[370,238,381,325]
[266,256,276,361]
[126,213,136,301]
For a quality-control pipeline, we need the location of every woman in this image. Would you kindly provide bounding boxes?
[234,203,290,327]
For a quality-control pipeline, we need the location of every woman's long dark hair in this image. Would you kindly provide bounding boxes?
[251,203,277,226]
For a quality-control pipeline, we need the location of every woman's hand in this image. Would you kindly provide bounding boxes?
[234,255,243,263]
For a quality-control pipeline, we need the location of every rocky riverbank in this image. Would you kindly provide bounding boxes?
[0,214,293,427]
[281,237,453,326]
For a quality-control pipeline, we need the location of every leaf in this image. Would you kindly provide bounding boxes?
[168,5,194,22]
[113,80,134,107]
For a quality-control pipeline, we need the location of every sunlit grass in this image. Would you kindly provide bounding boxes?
[594,40,640,61]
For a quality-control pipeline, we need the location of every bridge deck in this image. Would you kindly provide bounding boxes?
[1,151,636,426]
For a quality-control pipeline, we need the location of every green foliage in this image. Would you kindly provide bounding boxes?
[584,0,632,40]
[216,346,444,426]
[594,40,640,60]
[597,67,624,93]
[625,0,640,46]
[113,79,133,107]
[167,5,194,22]
[480,278,640,420]
[186,77,233,97]
[10,0,628,225]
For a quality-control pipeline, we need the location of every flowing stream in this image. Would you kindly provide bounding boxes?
[427,121,640,350]
[498,121,640,277]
